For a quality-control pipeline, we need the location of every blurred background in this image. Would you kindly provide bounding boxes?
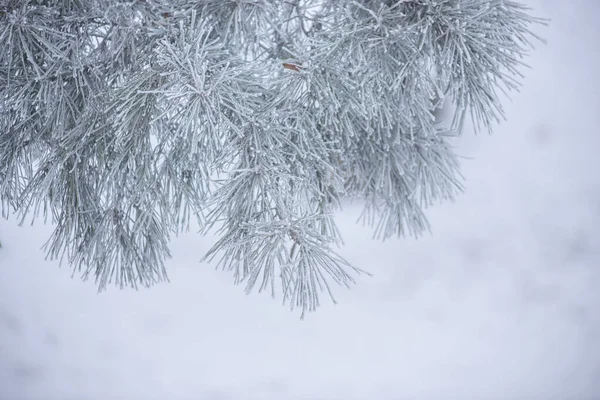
[1,1,599,399]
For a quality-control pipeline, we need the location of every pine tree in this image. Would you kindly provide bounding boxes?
[0,0,543,316]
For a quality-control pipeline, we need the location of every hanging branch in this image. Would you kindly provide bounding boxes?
[0,0,544,315]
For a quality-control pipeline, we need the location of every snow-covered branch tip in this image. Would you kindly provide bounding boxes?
[0,0,545,316]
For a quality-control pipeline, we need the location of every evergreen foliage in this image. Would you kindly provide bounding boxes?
[0,0,543,316]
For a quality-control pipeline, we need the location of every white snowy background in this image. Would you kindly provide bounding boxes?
[1,1,599,399]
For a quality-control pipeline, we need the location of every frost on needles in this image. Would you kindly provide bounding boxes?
[0,0,544,316]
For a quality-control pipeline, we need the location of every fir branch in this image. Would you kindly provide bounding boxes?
[0,0,545,316]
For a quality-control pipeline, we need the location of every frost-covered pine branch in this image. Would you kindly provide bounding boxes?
[0,0,544,316]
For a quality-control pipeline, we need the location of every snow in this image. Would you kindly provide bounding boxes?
[1,1,599,399]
